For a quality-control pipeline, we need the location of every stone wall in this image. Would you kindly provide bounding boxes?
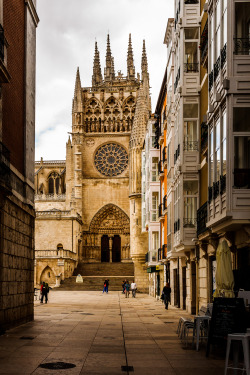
[0,195,34,331]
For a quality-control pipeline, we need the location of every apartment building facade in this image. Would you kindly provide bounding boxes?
[142,116,162,297]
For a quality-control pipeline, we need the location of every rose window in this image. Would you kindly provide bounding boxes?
[94,143,128,176]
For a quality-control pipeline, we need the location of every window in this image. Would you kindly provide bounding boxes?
[151,192,159,221]
[183,104,198,151]
[151,157,159,181]
[222,112,226,176]
[48,172,60,194]
[152,232,159,251]
[209,12,214,71]
[215,119,220,182]
[209,129,214,186]
[215,0,221,60]
[233,108,250,188]
[235,3,250,55]
[183,181,198,227]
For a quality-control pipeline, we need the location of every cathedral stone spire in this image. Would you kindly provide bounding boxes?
[127,33,135,80]
[104,34,115,82]
[92,41,103,87]
[141,40,148,80]
[72,67,83,113]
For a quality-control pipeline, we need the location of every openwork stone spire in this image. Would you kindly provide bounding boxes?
[127,33,135,80]
[104,34,115,82]
[92,41,103,86]
[72,67,83,113]
[141,39,148,80]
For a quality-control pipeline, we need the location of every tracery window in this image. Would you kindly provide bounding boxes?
[94,143,128,177]
[48,172,60,194]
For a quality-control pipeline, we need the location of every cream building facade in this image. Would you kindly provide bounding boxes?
[35,35,151,291]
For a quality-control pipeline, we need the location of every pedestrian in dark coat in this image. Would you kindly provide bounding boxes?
[40,281,48,304]
[162,283,171,309]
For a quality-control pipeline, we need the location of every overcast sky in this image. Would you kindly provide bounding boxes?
[35,0,174,161]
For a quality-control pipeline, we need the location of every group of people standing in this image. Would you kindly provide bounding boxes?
[122,280,137,298]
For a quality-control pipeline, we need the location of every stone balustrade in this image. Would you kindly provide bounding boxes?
[35,249,77,260]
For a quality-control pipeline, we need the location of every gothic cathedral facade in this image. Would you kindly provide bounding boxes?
[35,35,150,291]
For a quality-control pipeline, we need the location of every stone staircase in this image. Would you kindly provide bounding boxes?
[55,262,134,291]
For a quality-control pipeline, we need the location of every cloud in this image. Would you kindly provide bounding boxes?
[35,0,174,160]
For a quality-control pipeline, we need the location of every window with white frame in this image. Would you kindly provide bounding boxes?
[209,127,214,187]
[222,0,227,46]
[174,182,180,231]
[151,192,159,221]
[151,157,159,182]
[183,103,198,151]
[233,107,250,189]
[222,111,226,176]
[183,181,198,227]
[215,0,221,62]
[209,11,214,72]
[184,28,199,73]
[208,108,227,199]
[215,118,220,183]
[151,231,159,261]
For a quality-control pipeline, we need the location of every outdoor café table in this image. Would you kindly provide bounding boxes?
[192,315,211,351]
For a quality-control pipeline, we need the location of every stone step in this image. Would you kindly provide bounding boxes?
[73,262,134,277]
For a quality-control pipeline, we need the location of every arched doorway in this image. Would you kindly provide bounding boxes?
[112,235,121,262]
[101,235,110,262]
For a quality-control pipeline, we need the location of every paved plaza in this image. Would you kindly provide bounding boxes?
[0,291,225,374]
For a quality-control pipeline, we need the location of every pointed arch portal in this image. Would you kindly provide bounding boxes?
[82,204,130,263]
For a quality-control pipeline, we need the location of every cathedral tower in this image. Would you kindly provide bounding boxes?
[129,40,151,291]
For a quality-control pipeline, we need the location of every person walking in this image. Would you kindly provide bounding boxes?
[125,280,130,298]
[162,282,171,309]
[131,280,137,298]
[103,280,107,293]
[106,279,109,293]
[40,281,48,304]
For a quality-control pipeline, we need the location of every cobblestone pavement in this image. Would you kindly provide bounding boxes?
[0,291,225,374]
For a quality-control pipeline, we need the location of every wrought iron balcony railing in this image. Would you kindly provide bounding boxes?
[184,0,198,3]
[197,202,208,237]
[221,43,227,68]
[184,63,199,73]
[174,144,180,164]
[183,140,198,151]
[174,67,180,93]
[234,38,250,55]
[183,218,197,228]
[209,70,213,91]
[213,180,220,200]
[0,25,4,61]
[174,219,180,233]
[208,176,226,202]
[220,174,226,194]
[234,169,250,189]
[213,56,221,81]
